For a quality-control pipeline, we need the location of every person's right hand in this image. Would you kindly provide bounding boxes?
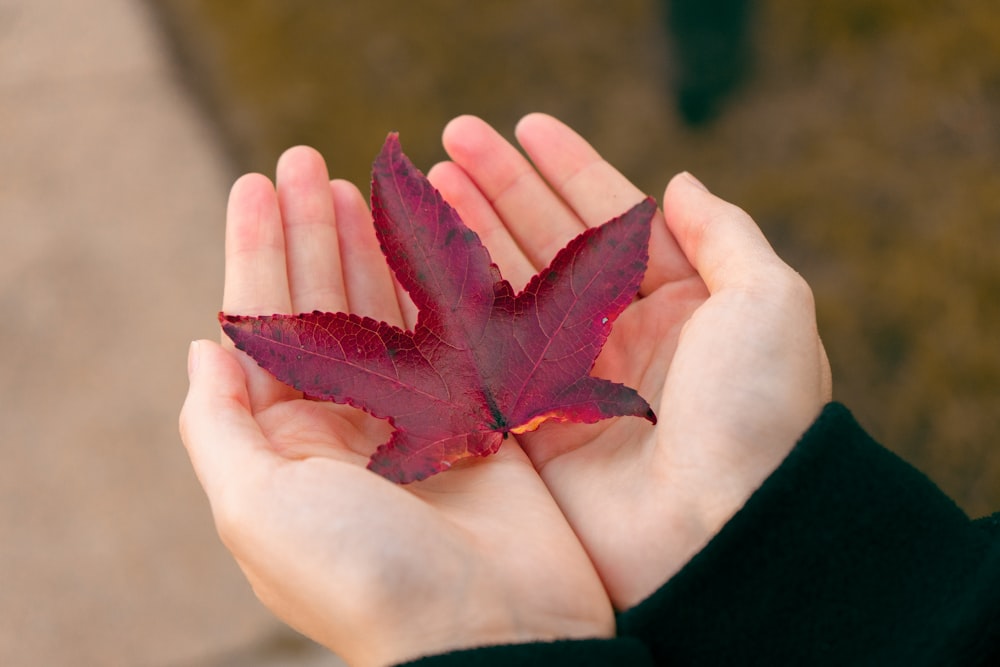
[428,114,834,610]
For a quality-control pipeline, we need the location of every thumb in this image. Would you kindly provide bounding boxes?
[658,172,832,443]
[179,339,274,508]
[662,172,790,294]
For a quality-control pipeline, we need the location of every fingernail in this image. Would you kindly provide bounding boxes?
[682,171,709,192]
[187,340,201,378]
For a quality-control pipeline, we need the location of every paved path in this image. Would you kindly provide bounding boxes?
[0,1,337,664]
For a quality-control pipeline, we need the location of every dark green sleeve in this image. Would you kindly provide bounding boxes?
[617,402,1000,666]
[399,637,654,666]
[402,403,1000,666]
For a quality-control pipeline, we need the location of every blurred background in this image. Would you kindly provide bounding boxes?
[2,0,997,664]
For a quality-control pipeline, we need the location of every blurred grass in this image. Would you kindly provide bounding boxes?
[149,0,999,516]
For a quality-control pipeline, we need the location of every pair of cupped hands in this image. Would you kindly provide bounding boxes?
[179,114,832,667]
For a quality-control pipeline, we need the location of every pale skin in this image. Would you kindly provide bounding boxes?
[179,113,832,666]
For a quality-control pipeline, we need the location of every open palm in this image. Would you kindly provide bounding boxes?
[181,113,832,663]
[180,145,613,666]
[428,114,831,609]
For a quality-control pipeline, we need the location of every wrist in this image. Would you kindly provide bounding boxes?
[350,610,614,667]
[318,565,615,667]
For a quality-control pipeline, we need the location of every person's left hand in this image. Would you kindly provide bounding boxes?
[179,146,614,666]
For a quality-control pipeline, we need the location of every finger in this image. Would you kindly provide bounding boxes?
[441,114,584,271]
[330,179,407,327]
[224,173,292,314]
[276,146,348,314]
[427,160,538,290]
[514,113,694,294]
[179,340,276,515]
[662,172,789,293]
[515,113,646,225]
[658,172,830,480]
[223,172,298,408]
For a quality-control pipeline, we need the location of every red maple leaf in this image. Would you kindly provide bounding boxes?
[221,133,657,483]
